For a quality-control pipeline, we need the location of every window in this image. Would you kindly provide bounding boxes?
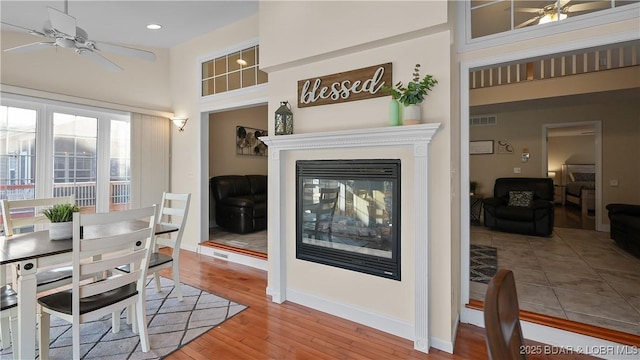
[0,95,131,232]
[201,44,268,96]
[461,1,640,52]
[0,106,37,202]
[470,0,638,39]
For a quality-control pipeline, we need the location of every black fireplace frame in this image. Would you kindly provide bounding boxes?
[295,159,401,280]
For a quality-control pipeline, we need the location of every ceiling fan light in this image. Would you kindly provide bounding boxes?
[146,24,162,30]
[538,12,567,25]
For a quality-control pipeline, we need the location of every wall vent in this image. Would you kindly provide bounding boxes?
[470,115,497,126]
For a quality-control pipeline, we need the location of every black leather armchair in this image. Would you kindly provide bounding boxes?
[210,175,267,234]
[606,203,640,258]
[482,177,555,237]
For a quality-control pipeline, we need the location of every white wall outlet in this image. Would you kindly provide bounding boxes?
[610,179,619,186]
[514,167,521,174]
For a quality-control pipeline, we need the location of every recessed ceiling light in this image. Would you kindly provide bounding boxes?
[236,59,248,66]
[146,24,162,30]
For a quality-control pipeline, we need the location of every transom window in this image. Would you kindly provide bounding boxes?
[469,0,639,39]
[201,44,268,96]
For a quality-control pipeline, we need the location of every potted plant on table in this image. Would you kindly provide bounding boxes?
[383,64,438,125]
[42,203,79,240]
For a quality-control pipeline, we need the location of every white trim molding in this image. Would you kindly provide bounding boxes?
[260,123,441,353]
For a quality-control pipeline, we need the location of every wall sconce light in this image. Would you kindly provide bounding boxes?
[171,117,188,132]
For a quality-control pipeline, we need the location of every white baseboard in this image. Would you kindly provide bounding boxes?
[287,288,414,340]
[286,288,455,354]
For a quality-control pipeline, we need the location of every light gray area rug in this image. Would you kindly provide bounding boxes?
[0,277,247,359]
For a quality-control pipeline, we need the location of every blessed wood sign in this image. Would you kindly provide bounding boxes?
[297,63,392,108]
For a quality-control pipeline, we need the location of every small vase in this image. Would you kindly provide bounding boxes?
[403,104,421,125]
[388,99,400,126]
[49,221,73,240]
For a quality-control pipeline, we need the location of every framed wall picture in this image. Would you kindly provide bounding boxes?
[470,140,494,155]
[236,126,268,156]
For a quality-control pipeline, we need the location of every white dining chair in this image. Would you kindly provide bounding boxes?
[150,192,190,300]
[38,205,157,360]
[1,195,77,292]
[0,284,18,360]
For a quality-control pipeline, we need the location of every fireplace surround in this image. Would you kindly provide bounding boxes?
[260,123,440,353]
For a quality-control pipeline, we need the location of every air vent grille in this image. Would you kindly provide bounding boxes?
[470,115,497,126]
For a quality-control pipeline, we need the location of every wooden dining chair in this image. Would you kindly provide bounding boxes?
[1,195,77,292]
[484,269,527,360]
[0,284,18,360]
[303,187,339,241]
[37,205,157,360]
[148,192,190,301]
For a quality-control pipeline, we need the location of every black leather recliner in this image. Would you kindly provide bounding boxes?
[210,175,267,234]
[482,177,555,237]
[606,203,640,258]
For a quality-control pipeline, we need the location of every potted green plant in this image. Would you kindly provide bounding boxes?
[383,64,438,125]
[42,203,79,240]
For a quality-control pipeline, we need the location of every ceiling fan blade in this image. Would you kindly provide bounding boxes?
[1,21,47,37]
[515,16,542,29]
[47,6,76,36]
[4,41,55,54]
[78,50,123,72]
[567,1,610,12]
[513,7,544,13]
[92,41,156,62]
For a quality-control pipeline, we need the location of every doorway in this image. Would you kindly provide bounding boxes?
[205,105,269,259]
[543,121,601,231]
[461,42,640,345]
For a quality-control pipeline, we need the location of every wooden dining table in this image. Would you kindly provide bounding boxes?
[0,220,178,360]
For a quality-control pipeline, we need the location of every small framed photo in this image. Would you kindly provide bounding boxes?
[470,140,494,155]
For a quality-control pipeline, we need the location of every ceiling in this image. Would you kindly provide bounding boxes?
[0,1,258,49]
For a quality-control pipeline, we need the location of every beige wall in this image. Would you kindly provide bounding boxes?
[469,98,640,221]
[168,14,266,254]
[208,105,268,177]
[0,31,171,111]
[259,0,454,348]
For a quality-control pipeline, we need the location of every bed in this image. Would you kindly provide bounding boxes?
[561,164,595,215]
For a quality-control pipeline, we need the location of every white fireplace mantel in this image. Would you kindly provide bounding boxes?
[260,123,441,353]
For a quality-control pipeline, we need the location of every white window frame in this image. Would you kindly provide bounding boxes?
[1,93,129,213]
[198,38,268,102]
[457,1,640,53]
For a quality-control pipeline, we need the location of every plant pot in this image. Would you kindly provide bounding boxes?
[49,221,73,240]
[403,104,421,125]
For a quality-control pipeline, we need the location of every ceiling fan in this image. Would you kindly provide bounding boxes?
[513,0,611,29]
[1,0,156,71]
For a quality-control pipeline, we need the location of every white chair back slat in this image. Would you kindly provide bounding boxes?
[80,229,153,255]
[2,195,75,236]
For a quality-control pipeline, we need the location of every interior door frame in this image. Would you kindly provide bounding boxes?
[541,121,604,231]
[459,32,636,349]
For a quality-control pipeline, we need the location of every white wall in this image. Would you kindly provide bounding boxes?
[259,1,454,350]
[168,14,266,256]
[0,31,171,111]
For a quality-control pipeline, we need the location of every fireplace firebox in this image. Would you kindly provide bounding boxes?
[296,159,401,280]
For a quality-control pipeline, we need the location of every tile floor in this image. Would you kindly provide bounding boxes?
[470,224,640,335]
[208,227,267,254]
